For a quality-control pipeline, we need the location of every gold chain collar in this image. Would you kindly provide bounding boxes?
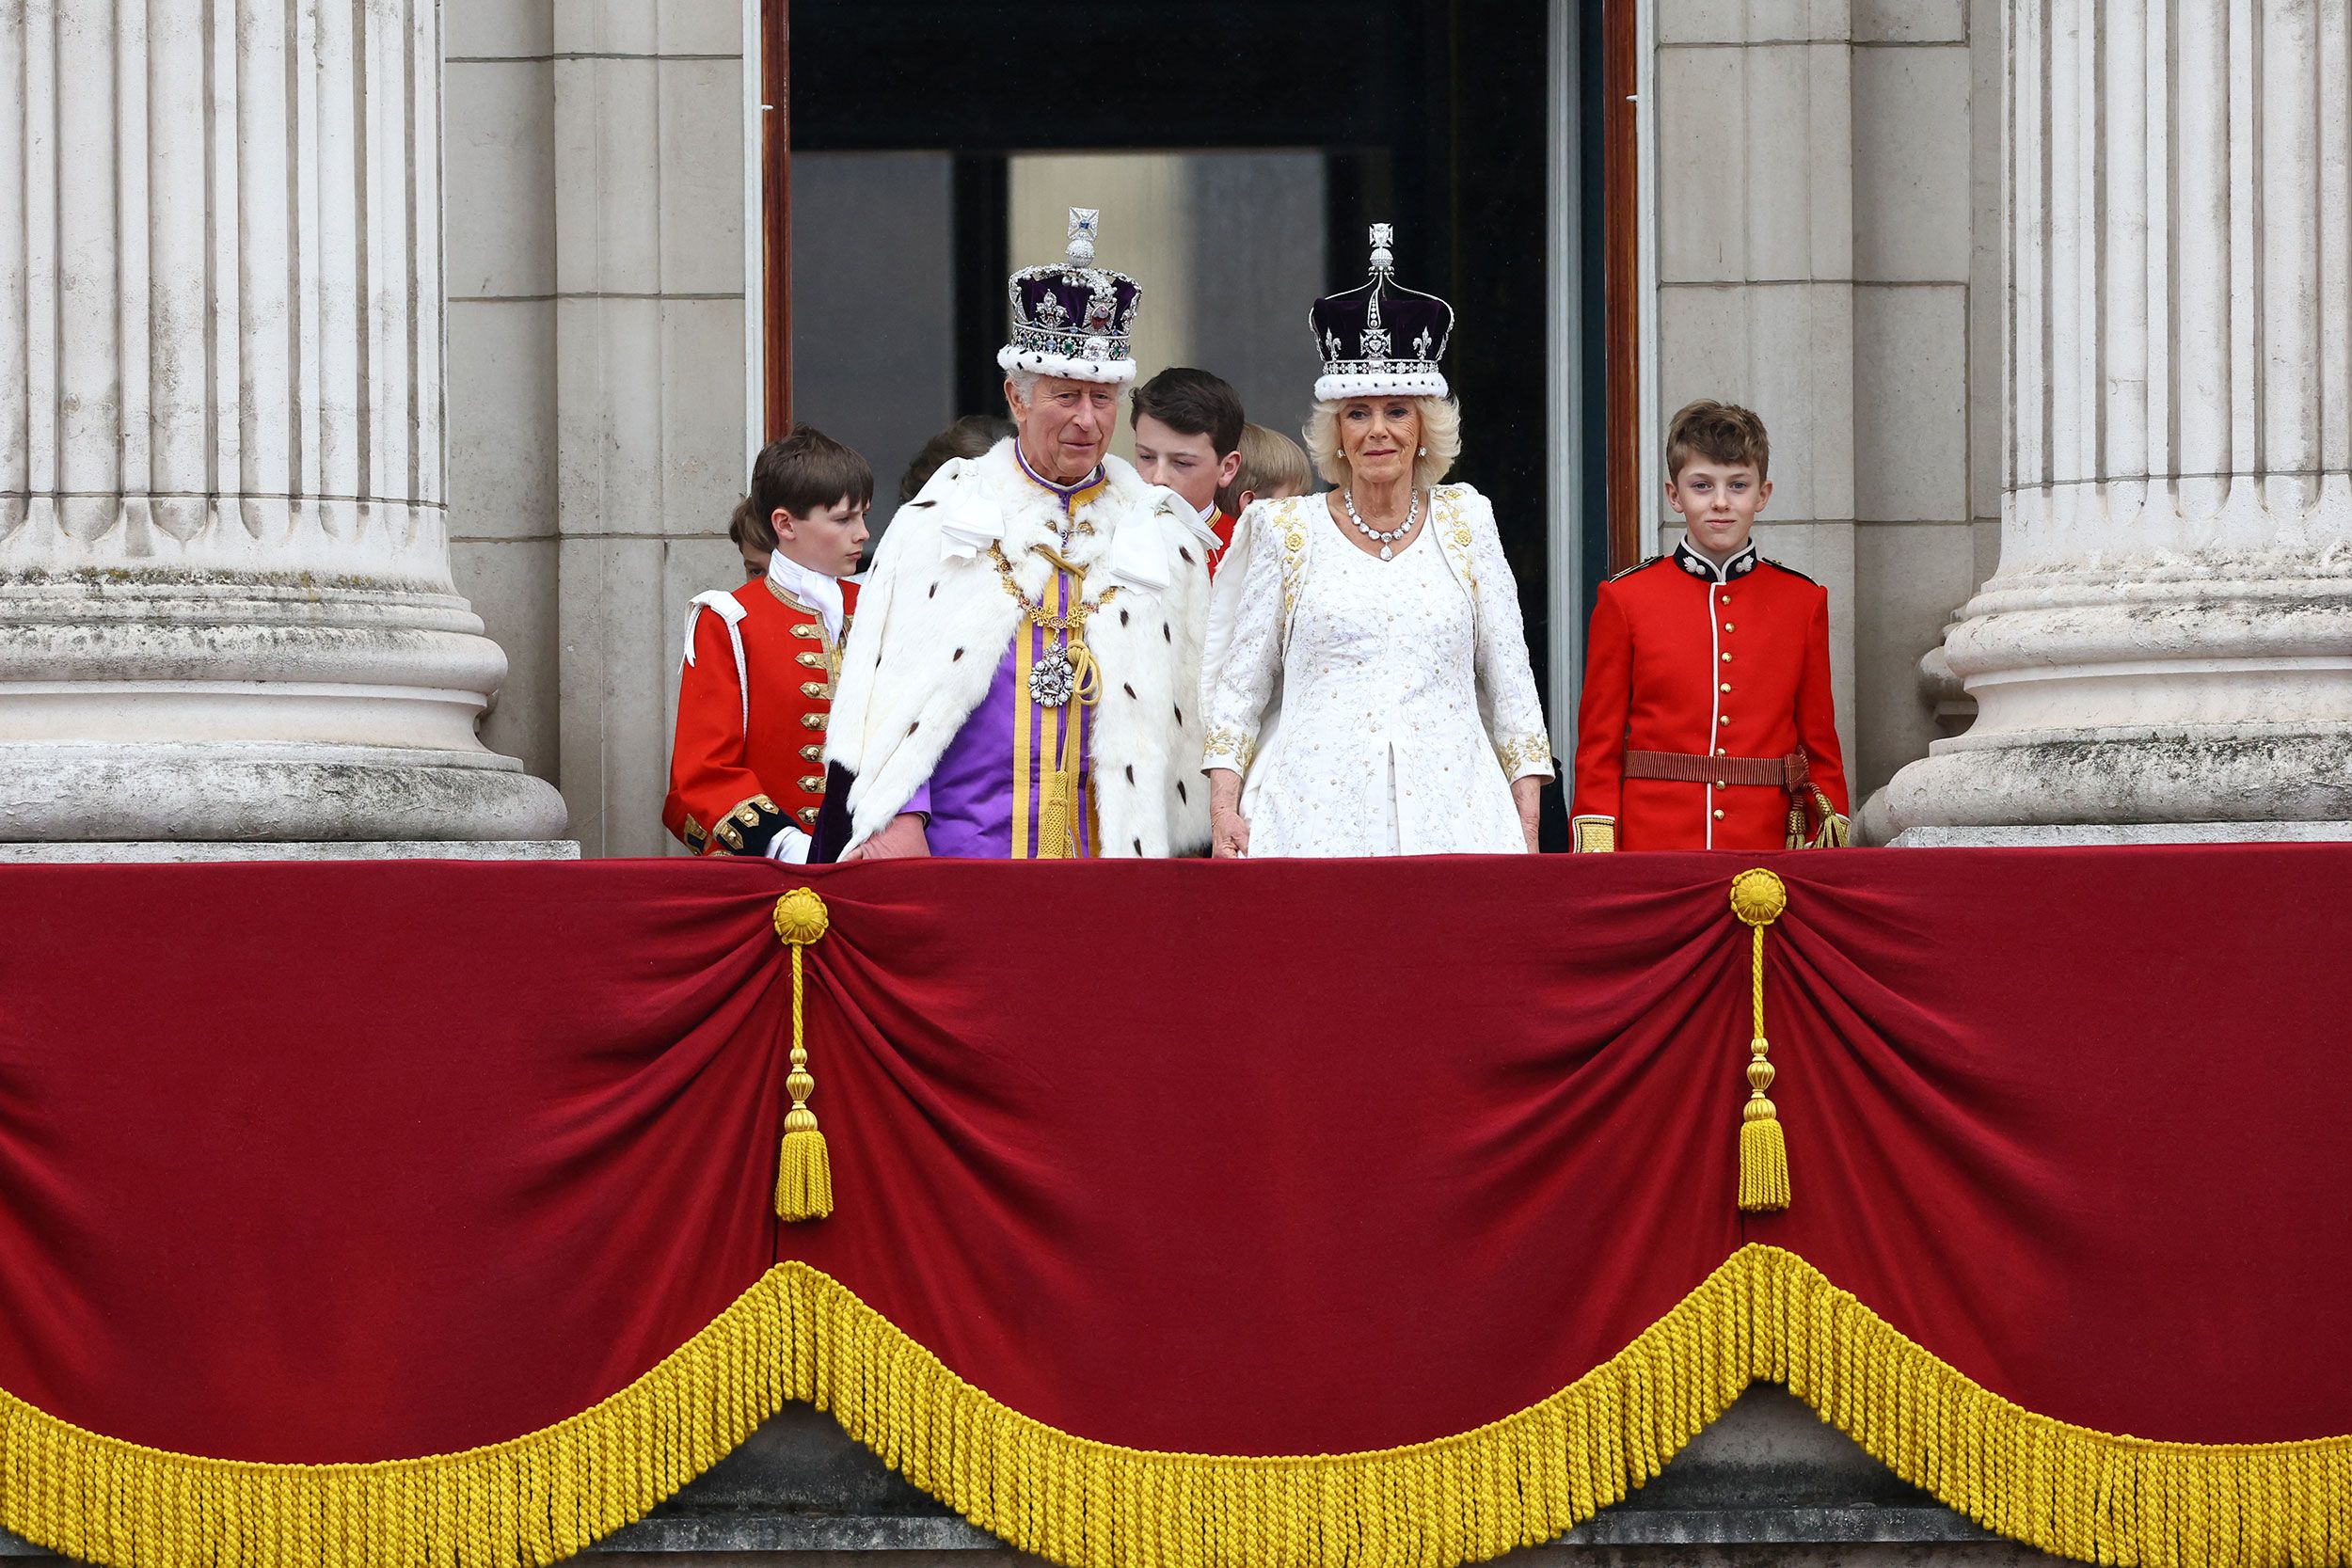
[987,543,1121,630]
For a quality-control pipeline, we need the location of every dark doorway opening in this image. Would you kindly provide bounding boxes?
[769,0,1631,847]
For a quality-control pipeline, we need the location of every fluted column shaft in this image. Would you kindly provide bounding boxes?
[1883,0,2352,840]
[0,0,564,847]
[4,0,445,573]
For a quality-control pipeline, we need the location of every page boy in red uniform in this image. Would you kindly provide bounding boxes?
[664,426,872,861]
[1571,400,1849,851]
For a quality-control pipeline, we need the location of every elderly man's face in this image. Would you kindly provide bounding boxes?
[1009,376,1119,483]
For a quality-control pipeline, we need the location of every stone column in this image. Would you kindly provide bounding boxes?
[0,0,568,856]
[1882,0,2352,843]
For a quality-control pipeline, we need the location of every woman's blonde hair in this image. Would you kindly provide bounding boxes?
[1303,396,1461,494]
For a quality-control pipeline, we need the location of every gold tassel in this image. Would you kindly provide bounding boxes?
[1807,791,1851,847]
[775,1117,833,1222]
[1739,1115,1789,1211]
[771,888,834,1222]
[1729,869,1791,1212]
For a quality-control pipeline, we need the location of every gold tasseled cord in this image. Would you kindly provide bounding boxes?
[1729,869,1790,1212]
[772,888,834,1222]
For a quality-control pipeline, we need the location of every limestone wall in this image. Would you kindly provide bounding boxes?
[1651,0,2000,801]
[446,0,750,858]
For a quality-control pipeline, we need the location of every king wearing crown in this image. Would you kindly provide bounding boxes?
[818,209,1213,861]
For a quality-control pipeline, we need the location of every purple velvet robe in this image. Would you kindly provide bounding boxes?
[901,455,1106,859]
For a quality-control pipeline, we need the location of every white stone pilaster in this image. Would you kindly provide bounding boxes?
[0,0,568,848]
[1881,0,2352,840]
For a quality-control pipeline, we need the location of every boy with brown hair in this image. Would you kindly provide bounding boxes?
[1569,399,1849,851]
[665,424,873,861]
[1128,367,1246,572]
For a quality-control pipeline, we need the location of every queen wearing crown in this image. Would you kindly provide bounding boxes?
[1200,227,1553,858]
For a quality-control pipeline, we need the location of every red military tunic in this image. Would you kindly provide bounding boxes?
[663,575,858,857]
[1570,540,1849,852]
[1207,508,1237,577]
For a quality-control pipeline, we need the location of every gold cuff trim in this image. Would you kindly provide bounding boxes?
[1572,816,1617,853]
[715,796,784,854]
[1201,726,1256,773]
[1495,735,1552,775]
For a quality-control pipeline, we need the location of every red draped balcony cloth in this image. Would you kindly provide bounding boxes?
[0,848,2346,1568]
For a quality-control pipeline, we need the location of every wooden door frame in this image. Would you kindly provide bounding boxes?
[1601,0,1641,574]
[760,0,791,439]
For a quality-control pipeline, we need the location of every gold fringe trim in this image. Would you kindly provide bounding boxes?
[4,1247,2349,1568]
[0,1270,798,1568]
[787,1246,2352,1568]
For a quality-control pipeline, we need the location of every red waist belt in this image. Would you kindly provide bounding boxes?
[1623,750,1808,788]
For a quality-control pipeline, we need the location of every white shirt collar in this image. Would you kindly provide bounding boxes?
[766,551,846,641]
[1195,498,1218,524]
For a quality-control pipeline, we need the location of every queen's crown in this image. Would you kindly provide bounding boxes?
[1308,223,1454,401]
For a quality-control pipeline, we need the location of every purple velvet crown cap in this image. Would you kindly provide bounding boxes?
[998,207,1143,387]
[1309,223,1454,402]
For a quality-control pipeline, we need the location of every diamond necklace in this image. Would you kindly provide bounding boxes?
[1342,486,1422,561]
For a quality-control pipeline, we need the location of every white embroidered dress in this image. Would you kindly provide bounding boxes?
[1200,484,1553,857]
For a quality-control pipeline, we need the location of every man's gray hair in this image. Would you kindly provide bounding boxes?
[1004,366,1043,405]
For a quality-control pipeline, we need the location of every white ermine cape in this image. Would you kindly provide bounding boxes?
[826,439,1214,856]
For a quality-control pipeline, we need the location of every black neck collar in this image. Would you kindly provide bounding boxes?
[1673,539,1757,583]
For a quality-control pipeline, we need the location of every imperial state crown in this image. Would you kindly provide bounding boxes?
[998,206,1143,386]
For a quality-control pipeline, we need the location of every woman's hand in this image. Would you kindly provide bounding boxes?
[844,812,930,862]
[1207,768,1249,859]
[1211,806,1251,859]
[1512,776,1543,854]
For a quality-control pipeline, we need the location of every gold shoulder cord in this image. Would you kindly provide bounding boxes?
[988,544,1120,857]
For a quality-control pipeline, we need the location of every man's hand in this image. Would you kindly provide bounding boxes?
[844,812,930,862]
